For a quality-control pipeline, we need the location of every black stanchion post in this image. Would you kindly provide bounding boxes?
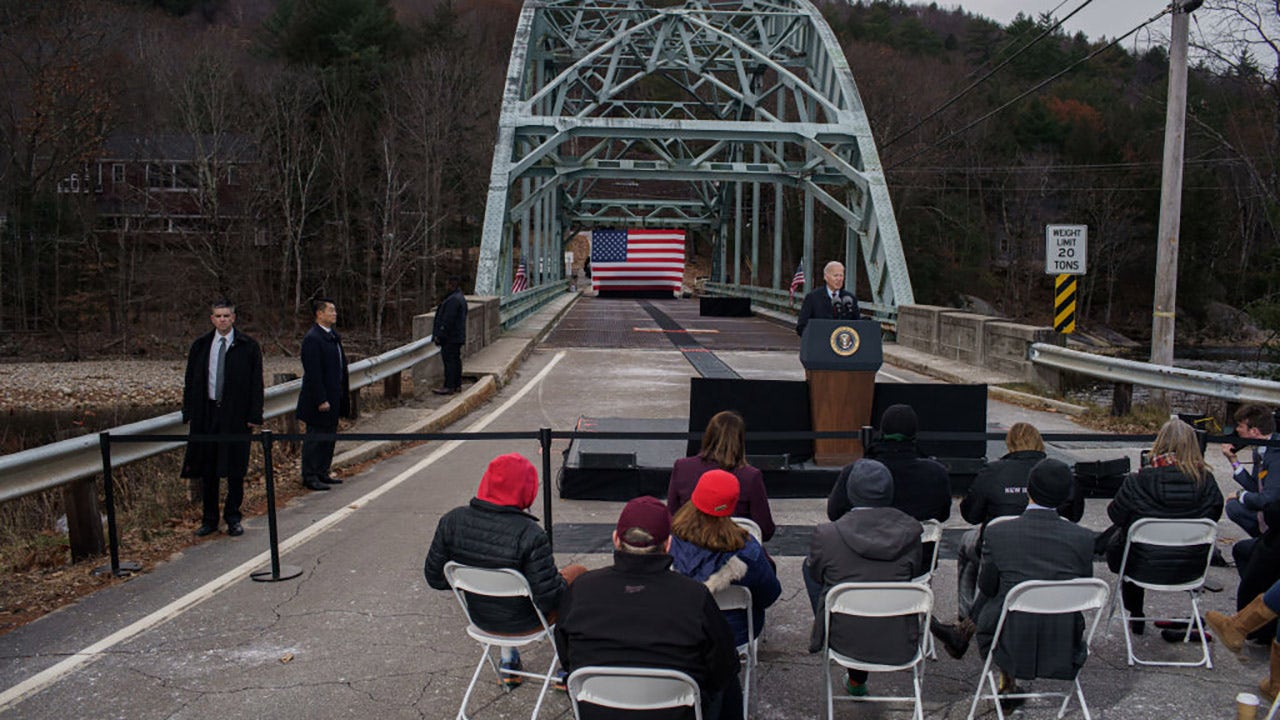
[93,433,140,577]
[540,427,554,551]
[252,429,302,582]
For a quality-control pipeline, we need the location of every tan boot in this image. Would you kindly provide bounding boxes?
[1206,595,1277,653]
[1261,642,1280,701]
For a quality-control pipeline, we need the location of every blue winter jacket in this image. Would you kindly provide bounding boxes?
[670,535,781,646]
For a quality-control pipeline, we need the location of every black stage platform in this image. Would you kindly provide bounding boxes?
[559,417,847,501]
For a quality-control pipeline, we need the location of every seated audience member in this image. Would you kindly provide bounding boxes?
[555,496,742,720]
[1207,577,1280,701]
[952,423,1082,625]
[804,459,922,697]
[1223,404,1280,547]
[1101,418,1222,636]
[670,470,782,648]
[667,410,776,540]
[424,453,586,686]
[971,459,1096,700]
[830,403,950,523]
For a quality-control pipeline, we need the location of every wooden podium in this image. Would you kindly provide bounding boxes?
[799,319,883,466]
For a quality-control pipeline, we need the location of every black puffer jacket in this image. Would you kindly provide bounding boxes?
[1104,465,1223,584]
[831,439,950,522]
[424,499,565,633]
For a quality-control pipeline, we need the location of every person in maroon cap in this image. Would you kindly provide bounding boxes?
[554,496,742,720]
[425,453,586,687]
[670,470,781,650]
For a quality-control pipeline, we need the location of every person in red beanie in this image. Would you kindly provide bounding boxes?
[425,453,586,687]
[670,470,780,656]
[554,496,742,720]
[666,410,776,540]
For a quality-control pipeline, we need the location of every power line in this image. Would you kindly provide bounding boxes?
[885,5,1174,172]
[890,156,1258,173]
[882,0,1100,150]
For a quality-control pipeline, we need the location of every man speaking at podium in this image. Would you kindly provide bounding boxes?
[796,260,860,337]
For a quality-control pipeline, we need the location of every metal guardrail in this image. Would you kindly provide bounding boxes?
[0,337,439,505]
[1029,343,1280,406]
[701,282,897,326]
[500,282,572,329]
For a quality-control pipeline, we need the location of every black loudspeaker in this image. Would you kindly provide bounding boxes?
[1074,456,1131,498]
[870,384,987,460]
[700,297,752,317]
[688,378,813,461]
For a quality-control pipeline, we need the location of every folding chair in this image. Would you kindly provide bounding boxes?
[713,585,755,719]
[1106,517,1217,668]
[822,581,933,720]
[966,578,1110,720]
[443,562,559,720]
[732,517,763,544]
[911,520,944,660]
[567,666,702,719]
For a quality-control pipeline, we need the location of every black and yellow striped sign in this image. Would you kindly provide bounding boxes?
[1054,274,1077,334]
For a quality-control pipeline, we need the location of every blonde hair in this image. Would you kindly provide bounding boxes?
[698,411,746,470]
[1152,418,1209,484]
[1005,423,1044,454]
[671,502,746,553]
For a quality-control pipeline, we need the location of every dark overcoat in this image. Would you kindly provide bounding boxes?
[432,289,467,346]
[976,509,1096,681]
[296,324,351,427]
[180,330,264,479]
[795,286,860,337]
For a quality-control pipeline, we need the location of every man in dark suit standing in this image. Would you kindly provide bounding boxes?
[297,298,351,491]
[181,299,264,537]
[431,275,467,395]
[973,459,1095,701]
[795,260,859,337]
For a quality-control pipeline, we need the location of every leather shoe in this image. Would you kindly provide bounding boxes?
[930,617,975,659]
[194,525,217,537]
[322,476,343,484]
[226,522,244,537]
[432,387,453,395]
[303,478,331,491]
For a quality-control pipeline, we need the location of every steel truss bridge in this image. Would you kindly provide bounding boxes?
[476,0,914,319]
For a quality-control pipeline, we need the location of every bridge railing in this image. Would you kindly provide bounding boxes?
[701,282,897,326]
[500,282,573,330]
[0,337,439,506]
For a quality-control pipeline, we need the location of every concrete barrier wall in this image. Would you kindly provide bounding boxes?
[897,304,1061,389]
[412,296,500,394]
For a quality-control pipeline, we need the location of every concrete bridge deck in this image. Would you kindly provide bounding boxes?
[0,296,1257,719]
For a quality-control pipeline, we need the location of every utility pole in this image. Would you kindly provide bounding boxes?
[1149,0,1202,408]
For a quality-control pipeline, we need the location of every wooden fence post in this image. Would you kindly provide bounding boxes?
[63,476,106,561]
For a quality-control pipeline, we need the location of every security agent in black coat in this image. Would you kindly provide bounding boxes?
[975,459,1096,682]
[795,260,860,337]
[431,276,467,394]
[296,298,351,491]
[181,300,263,536]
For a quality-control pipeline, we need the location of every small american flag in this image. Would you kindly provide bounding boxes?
[590,228,686,293]
[511,257,529,294]
[789,260,805,301]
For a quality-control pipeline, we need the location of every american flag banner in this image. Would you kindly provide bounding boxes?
[789,260,805,301]
[511,257,529,294]
[590,228,686,293]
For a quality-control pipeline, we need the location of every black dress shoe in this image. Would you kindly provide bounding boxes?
[322,476,343,484]
[226,522,244,537]
[303,478,331,491]
[930,617,974,659]
[432,387,452,395]
[195,525,218,537]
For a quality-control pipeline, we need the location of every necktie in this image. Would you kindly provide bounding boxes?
[1256,448,1268,533]
[215,337,227,403]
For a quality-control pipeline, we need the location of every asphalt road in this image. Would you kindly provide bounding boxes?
[0,305,1261,719]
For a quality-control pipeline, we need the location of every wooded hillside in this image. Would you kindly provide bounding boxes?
[0,0,1275,357]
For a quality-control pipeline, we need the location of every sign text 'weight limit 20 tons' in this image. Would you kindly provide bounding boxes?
[1045,224,1087,275]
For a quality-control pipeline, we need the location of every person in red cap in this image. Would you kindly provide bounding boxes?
[425,453,585,687]
[554,496,742,720]
[670,470,781,655]
[667,410,776,540]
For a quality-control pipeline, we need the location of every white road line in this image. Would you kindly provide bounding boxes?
[0,351,567,713]
[878,369,909,383]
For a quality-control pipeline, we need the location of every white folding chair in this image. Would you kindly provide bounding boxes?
[567,666,702,719]
[1106,518,1217,668]
[732,517,763,544]
[713,585,755,719]
[1265,691,1280,720]
[966,578,1110,720]
[822,581,933,720]
[911,520,944,660]
[443,562,559,720]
